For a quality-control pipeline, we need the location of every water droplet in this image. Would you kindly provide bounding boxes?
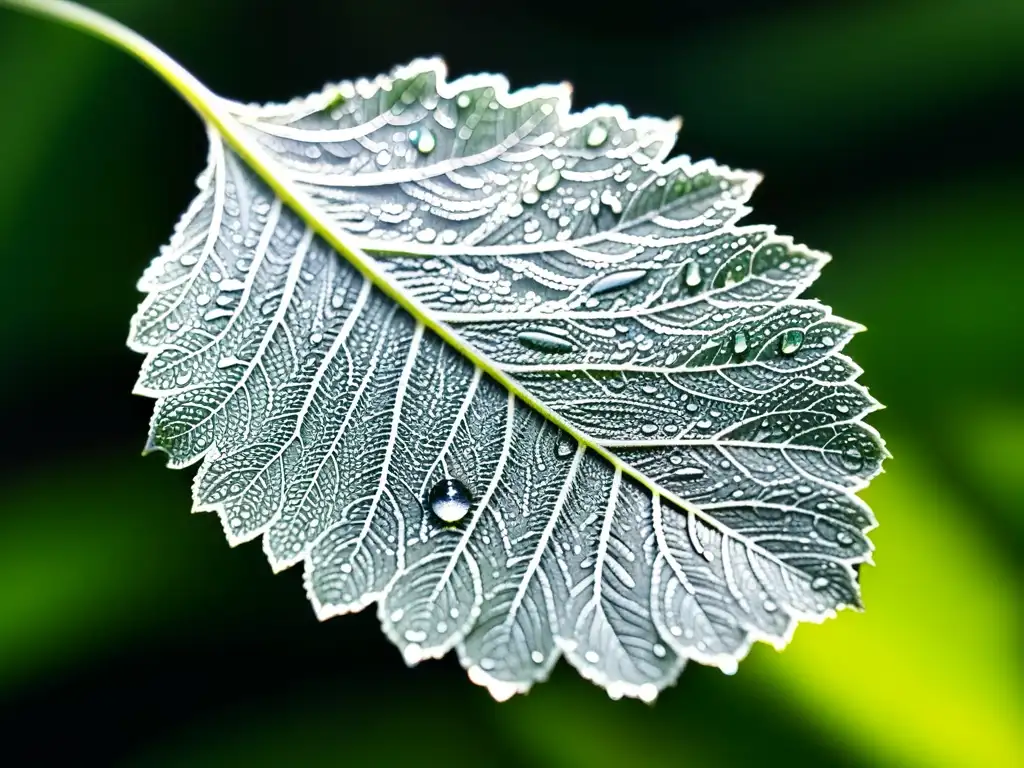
[837,531,855,546]
[811,577,829,591]
[590,269,647,296]
[456,93,472,109]
[517,328,576,354]
[556,439,576,459]
[684,260,702,287]
[536,170,560,192]
[606,377,627,392]
[408,127,436,154]
[732,330,748,356]
[763,599,778,613]
[780,330,805,355]
[531,651,544,664]
[652,643,667,658]
[427,478,472,523]
[585,123,608,147]
[600,189,623,214]
[584,650,600,664]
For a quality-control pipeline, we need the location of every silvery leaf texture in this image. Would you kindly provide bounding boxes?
[129,59,885,702]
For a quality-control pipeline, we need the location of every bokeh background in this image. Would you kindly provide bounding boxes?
[0,0,1020,765]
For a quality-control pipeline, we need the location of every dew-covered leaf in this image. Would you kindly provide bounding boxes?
[129,58,885,701]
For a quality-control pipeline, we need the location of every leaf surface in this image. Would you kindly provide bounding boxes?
[129,59,885,701]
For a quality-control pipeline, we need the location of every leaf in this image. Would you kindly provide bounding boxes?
[7,2,885,702]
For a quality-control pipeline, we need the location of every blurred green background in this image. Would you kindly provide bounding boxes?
[0,0,1020,765]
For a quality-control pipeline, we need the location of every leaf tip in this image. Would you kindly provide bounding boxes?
[466,664,528,702]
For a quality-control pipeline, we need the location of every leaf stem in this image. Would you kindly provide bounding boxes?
[0,0,740,535]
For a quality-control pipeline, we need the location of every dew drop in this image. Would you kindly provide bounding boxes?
[763,599,778,613]
[531,650,544,664]
[584,650,600,664]
[652,643,667,658]
[427,478,472,523]
[600,189,623,215]
[590,269,647,296]
[536,171,560,192]
[684,260,701,287]
[837,531,855,546]
[517,328,576,354]
[780,330,805,355]
[408,127,436,154]
[810,577,829,591]
[585,123,608,147]
[732,330,748,356]
[456,93,472,109]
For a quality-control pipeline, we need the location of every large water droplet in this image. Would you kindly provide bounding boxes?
[732,329,748,356]
[590,269,647,296]
[408,127,436,154]
[585,123,608,147]
[427,478,472,523]
[683,260,701,287]
[810,576,829,591]
[780,330,805,355]
[517,328,576,354]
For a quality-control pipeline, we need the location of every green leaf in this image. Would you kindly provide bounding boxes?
[4,0,885,702]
